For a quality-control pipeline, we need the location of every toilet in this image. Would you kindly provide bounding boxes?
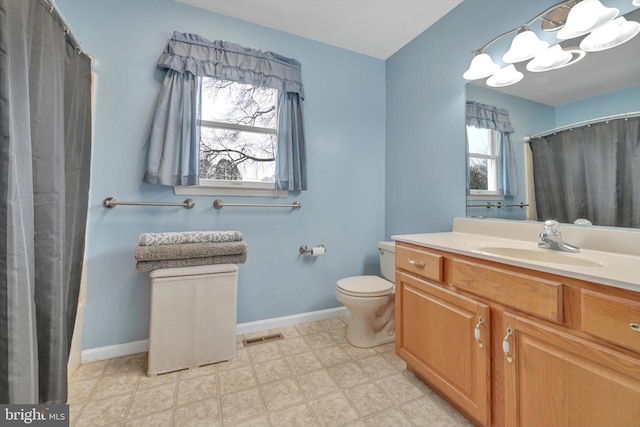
[336,241,396,348]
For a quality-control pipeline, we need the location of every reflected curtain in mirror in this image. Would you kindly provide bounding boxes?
[466,101,518,196]
[529,117,640,227]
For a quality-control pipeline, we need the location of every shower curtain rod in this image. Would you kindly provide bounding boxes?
[42,0,89,58]
[525,110,640,142]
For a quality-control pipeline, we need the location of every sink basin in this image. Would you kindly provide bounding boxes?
[474,246,604,267]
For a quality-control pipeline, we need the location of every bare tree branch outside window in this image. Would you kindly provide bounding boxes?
[200,78,278,182]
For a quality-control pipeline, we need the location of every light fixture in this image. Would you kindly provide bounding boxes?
[503,28,549,63]
[580,16,640,51]
[463,0,634,85]
[463,52,500,80]
[486,65,524,87]
[557,0,619,40]
[526,44,573,71]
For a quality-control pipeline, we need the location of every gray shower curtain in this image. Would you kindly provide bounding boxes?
[0,0,92,404]
[529,117,640,228]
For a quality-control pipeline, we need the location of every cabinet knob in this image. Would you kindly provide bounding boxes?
[503,327,513,363]
[474,317,485,349]
[630,323,640,333]
[407,258,425,268]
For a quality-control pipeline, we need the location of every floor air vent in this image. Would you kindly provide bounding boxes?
[242,333,284,347]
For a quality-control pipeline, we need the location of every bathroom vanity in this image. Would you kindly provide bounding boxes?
[393,218,640,427]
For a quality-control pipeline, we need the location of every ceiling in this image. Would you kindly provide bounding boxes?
[175,0,463,59]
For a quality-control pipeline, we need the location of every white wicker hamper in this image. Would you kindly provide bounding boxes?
[147,264,238,376]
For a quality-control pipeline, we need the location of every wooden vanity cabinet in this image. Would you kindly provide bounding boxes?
[394,241,640,427]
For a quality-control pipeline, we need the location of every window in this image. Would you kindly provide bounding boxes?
[467,125,499,195]
[198,78,279,192]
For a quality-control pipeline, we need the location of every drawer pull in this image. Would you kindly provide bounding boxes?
[407,258,425,268]
[503,327,513,363]
[631,323,640,332]
[474,316,484,349]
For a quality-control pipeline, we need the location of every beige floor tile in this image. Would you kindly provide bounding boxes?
[174,397,219,427]
[260,377,304,411]
[356,355,396,379]
[315,345,352,367]
[295,321,325,336]
[339,344,378,360]
[375,373,425,403]
[270,325,301,339]
[277,336,311,356]
[220,387,264,424]
[325,328,349,345]
[308,391,359,427]
[127,383,175,420]
[373,342,395,353]
[138,371,179,390]
[176,374,217,406]
[91,371,141,401]
[75,394,131,427]
[253,358,292,384]
[124,410,173,427]
[303,332,335,350]
[344,382,393,417]
[400,395,458,427]
[217,348,251,372]
[401,370,435,395]
[71,360,109,381]
[269,403,319,427]
[429,391,473,424]
[178,363,217,380]
[296,369,338,399]
[318,317,346,331]
[247,342,283,363]
[345,422,367,427]
[380,350,407,370]
[286,352,323,376]
[326,361,370,389]
[104,353,147,376]
[69,403,83,427]
[364,408,413,427]
[229,415,270,426]
[67,378,98,404]
[218,366,257,395]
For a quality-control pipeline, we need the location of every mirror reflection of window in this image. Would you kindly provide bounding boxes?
[467,125,499,194]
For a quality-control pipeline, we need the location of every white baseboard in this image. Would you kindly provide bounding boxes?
[80,305,348,364]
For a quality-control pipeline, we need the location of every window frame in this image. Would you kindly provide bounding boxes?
[467,125,501,197]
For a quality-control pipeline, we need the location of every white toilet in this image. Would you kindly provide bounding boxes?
[336,241,396,348]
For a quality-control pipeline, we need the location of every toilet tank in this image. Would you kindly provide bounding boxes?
[377,241,396,282]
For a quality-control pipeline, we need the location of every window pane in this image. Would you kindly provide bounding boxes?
[200,127,276,182]
[469,157,488,190]
[201,78,277,129]
[467,126,492,154]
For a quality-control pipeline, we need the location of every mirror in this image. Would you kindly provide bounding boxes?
[465,6,640,227]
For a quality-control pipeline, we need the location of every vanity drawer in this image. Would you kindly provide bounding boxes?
[581,290,640,354]
[396,244,443,283]
[451,259,563,323]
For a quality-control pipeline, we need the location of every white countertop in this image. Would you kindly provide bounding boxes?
[392,219,640,293]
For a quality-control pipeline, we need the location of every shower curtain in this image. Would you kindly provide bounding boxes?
[529,116,640,228]
[0,0,92,404]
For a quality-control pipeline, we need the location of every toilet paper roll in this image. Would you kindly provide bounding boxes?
[310,246,325,256]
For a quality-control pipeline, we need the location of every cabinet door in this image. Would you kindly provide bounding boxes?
[396,272,491,425]
[503,313,640,427]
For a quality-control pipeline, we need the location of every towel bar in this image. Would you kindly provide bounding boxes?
[213,199,301,210]
[103,197,195,209]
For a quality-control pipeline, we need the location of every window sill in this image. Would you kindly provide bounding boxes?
[467,194,505,201]
[174,182,288,198]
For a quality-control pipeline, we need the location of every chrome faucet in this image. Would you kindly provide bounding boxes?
[538,220,580,252]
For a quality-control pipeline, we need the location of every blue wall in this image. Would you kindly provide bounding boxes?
[556,85,640,126]
[57,0,386,349]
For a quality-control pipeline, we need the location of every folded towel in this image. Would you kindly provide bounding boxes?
[135,241,247,262]
[138,230,243,246]
[136,253,248,272]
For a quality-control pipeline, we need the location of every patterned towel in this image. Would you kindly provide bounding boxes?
[135,241,247,261]
[138,230,243,246]
[136,253,248,272]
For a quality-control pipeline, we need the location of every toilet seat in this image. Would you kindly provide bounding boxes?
[337,275,394,297]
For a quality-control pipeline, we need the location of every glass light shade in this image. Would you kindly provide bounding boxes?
[557,0,618,40]
[503,30,549,63]
[463,53,500,80]
[486,64,524,87]
[526,45,573,72]
[634,0,640,6]
[580,17,640,52]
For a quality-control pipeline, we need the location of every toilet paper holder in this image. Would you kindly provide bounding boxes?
[299,244,326,255]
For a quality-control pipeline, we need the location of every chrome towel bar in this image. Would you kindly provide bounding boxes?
[466,202,529,209]
[213,199,301,210]
[103,197,195,209]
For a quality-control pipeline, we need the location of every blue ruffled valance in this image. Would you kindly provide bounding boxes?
[466,101,515,134]
[158,31,305,98]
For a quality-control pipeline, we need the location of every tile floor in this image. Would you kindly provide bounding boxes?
[68,316,474,426]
